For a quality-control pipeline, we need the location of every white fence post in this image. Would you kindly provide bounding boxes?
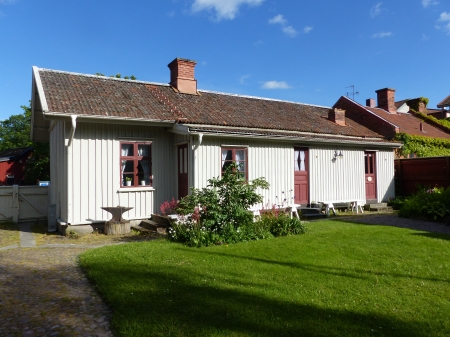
[11,185,19,223]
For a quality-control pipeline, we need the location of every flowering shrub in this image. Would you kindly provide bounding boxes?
[258,206,306,237]
[398,186,450,220]
[169,167,306,247]
[169,162,270,247]
[160,198,179,216]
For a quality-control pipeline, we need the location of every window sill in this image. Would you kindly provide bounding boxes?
[117,187,155,193]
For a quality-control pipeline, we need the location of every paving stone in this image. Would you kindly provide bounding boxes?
[0,247,113,337]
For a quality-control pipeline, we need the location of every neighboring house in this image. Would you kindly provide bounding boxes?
[395,96,450,120]
[30,58,400,227]
[435,94,450,119]
[0,147,33,185]
[333,88,450,151]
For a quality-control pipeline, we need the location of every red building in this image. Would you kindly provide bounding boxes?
[0,147,33,185]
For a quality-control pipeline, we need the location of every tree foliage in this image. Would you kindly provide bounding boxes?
[95,73,137,80]
[0,104,50,184]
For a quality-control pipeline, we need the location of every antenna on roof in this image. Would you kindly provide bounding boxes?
[345,85,359,101]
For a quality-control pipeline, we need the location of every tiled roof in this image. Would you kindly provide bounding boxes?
[395,99,408,109]
[366,106,450,139]
[437,94,450,108]
[0,147,32,162]
[37,68,385,140]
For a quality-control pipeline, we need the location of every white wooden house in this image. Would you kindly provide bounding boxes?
[30,58,401,229]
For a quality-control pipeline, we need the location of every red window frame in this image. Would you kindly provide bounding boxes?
[120,142,152,187]
[221,147,248,180]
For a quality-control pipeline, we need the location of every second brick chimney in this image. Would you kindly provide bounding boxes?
[168,58,197,94]
[366,98,376,108]
[329,108,346,126]
[376,88,397,113]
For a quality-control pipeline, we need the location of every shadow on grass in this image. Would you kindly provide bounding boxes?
[410,232,450,241]
[175,247,450,284]
[336,214,450,236]
[81,262,441,337]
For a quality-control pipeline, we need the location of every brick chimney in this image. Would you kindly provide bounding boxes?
[376,88,396,113]
[366,98,376,108]
[329,108,346,126]
[168,58,197,94]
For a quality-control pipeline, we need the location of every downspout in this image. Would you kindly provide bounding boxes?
[66,115,77,224]
[68,115,77,147]
[191,133,203,190]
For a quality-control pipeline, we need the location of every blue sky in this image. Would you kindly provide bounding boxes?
[0,0,449,121]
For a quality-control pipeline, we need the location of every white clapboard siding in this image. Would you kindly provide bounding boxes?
[376,149,395,202]
[309,145,366,203]
[61,122,176,225]
[49,121,67,222]
[194,137,293,208]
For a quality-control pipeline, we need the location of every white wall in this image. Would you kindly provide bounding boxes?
[309,145,366,203]
[193,138,395,206]
[61,122,176,225]
[194,137,295,208]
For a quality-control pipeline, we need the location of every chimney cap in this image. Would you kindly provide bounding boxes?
[168,57,197,67]
[375,87,396,93]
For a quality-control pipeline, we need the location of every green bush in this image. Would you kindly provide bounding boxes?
[169,163,270,247]
[168,163,306,247]
[398,186,450,221]
[258,207,306,236]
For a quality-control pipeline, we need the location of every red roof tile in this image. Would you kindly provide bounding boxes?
[37,68,386,141]
[437,94,450,108]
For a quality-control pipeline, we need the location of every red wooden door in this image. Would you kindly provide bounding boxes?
[294,147,309,205]
[178,144,188,199]
[365,151,377,200]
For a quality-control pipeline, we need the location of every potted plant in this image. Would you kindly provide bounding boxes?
[125,177,132,186]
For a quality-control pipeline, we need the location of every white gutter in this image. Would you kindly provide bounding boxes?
[185,128,401,148]
[68,115,77,147]
[43,112,175,126]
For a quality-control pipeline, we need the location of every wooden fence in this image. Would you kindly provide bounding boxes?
[394,156,450,196]
[0,185,48,223]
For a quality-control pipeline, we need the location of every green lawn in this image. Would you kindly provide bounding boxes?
[79,220,450,337]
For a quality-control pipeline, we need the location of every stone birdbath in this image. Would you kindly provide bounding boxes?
[101,206,134,235]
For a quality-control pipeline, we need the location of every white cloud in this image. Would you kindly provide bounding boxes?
[372,31,393,38]
[283,26,298,37]
[268,14,286,25]
[254,40,264,47]
[437,12,450,35]
[370,3,384,18]
[192,0,264,20]
[422,0,439,8]
[261,81,292,89]
[240,74,250,85]
[269,14,299,37]
[303,26,313,34]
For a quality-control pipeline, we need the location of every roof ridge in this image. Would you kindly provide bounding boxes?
[36,67,170,87]
[36,67,331,109]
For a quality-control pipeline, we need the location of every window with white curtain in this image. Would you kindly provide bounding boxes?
[120,142,152,187]
[294,149,306,171]
[221,147,247,179]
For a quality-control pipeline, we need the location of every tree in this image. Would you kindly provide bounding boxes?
[0,104,50,184]
[95,73,137,80]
